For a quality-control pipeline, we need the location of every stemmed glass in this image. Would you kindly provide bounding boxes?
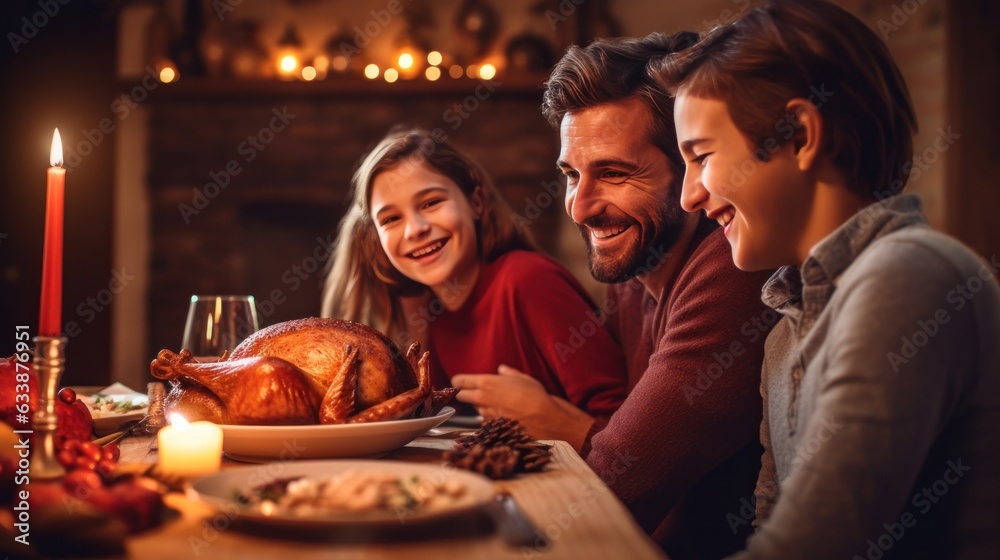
[181,295,259,361]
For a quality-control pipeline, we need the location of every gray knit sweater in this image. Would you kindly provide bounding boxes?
[733,195,1000,560]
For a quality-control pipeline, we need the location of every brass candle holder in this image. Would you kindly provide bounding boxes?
[31,335,67,479]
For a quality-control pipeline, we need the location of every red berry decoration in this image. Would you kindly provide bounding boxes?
[54,432,123,496]
[78,441,102,463]
[74,456,97,472]
[102,443,120,462]
[63,468,102,495]
[56,449,76,469]
[58,386,77,404]
[96,459,116,478]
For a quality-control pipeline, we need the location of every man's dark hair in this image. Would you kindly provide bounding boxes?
[542,32,699,172]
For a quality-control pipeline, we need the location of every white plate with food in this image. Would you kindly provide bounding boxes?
[73,384,150,436]
[188,459,495,528]
[218,406,456,463]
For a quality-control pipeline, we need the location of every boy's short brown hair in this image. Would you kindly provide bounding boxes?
[654,0,917,197]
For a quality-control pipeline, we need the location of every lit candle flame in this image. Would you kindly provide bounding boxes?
[169,413,190,428]
[50,128,63,167]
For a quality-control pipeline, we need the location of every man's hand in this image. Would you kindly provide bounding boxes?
[452,365,596,451]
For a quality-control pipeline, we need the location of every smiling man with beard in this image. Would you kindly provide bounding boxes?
[453,33,776,558]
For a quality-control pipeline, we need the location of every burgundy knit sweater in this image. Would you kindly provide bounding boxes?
[427,250,629,416]
[586,220,775,559]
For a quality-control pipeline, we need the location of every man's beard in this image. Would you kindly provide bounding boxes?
[580,200,686,284]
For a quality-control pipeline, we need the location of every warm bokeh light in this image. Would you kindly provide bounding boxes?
[169,413,189,428]
[479,63,497,80]
[159,66,177,83]
[260,501,276,516]
[398,52,414,69]
[364,64,380,79]
[449,65,463,79]
[279,55,299,73]
[332,55,349,72]
[427,51,443,66]
[384,68,399,83]
[425,66,441,81]
[314,55,329,71]
[301,66,317,81]
[155,59,179,83]
[50,128,62,167]
[465,64,479,79]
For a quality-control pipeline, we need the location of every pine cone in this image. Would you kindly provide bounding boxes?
[446,443,520,479]
[445,417,552,479]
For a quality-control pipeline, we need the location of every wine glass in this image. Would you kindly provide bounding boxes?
[181,295,259,360]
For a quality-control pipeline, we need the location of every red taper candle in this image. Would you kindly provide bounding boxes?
[39,129,65,336]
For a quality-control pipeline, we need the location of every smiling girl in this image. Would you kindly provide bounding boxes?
[323,129,628,418]
[658,1,1000,558]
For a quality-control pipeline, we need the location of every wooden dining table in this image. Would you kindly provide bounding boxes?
[117,429,666,559]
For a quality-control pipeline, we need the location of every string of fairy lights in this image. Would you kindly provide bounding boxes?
[154,49,499,84]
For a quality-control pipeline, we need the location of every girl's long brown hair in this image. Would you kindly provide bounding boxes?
[322,129,536,343]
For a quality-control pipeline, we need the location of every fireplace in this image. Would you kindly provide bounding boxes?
[144,77,577,358]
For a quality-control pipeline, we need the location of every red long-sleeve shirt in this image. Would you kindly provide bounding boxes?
[426,250,629,416]
[588,221,775,559]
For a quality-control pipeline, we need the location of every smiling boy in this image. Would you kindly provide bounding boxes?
[657,1,1000,558]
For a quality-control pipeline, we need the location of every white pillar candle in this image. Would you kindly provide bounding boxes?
[157,414,223,477]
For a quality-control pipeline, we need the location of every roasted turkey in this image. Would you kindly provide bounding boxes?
[150,317,456,425]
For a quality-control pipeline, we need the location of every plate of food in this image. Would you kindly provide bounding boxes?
[74,384,149,436]
[188,459,495,529]
[218,406,456,462]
